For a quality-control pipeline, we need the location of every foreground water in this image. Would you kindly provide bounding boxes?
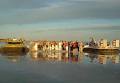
[0,52,120,83]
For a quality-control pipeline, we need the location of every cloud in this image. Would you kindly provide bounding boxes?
[33,25,120,34]
[0,0,120,25]
[0,0,54,10]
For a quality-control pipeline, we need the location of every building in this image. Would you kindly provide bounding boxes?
[99,39,108,48]
[112,40,120,48]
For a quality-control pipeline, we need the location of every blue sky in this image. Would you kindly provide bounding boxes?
[0,0,120,40]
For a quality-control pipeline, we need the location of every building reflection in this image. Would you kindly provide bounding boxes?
[98,54,120,64]
[85,53,120,64]
[98,55,107,64]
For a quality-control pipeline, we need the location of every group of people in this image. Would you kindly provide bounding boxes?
[31,40,84,53]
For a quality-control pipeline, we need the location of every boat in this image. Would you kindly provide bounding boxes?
[83,38,120,54]
[83,46,119,54]
[0,38,29,54]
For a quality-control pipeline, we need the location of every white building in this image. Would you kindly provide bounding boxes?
[112,40,120,48]
[99,39,108,48]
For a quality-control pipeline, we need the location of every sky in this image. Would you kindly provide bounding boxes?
[0,0,120,41]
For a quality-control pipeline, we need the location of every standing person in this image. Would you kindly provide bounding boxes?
[79,42,84,53]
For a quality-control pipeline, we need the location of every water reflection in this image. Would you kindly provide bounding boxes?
[0,53,25,62]
[0,51,120,64]
[29,51,120,64]
[29,51,85,63]
[85,53,120,64]
[30,51,67,62]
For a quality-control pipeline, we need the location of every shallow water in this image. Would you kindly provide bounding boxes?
[0,52,120,83]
